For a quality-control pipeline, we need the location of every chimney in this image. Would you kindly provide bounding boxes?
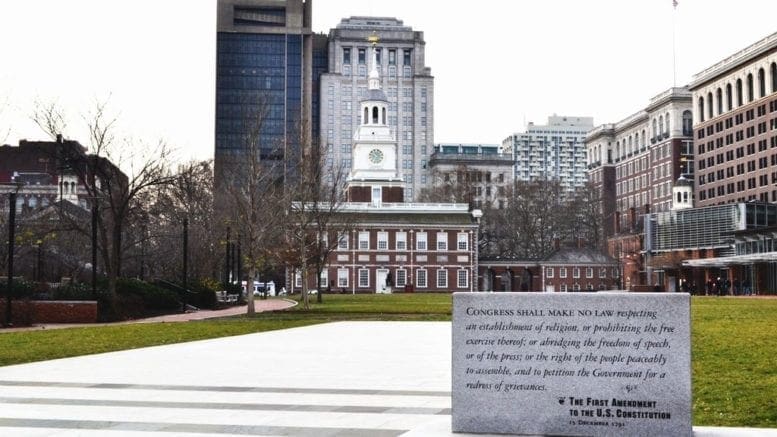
[577,238,585,249]
[553,238,560,250]
[56,134,63,143]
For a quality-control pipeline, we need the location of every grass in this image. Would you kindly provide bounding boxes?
[691,297,777,428]
[0,294,775,428]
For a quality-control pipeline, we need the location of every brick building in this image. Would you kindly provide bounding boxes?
[585,87,693,288]
[0,137,88,213]
[478,245,620,292]
[689,31,777,206]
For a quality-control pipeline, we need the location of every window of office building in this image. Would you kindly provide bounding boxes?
[416,232,427,250]
[457,233,468,251]
[337,269,348,287]
[437,269,448,288]
[377,232,388,250]
[458,270,469,288]
[416,269,427,288]
[358,269,369,287]
[359,231,369,250]
[437,232,448,251]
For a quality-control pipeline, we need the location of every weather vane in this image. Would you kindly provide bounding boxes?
[367,31,379,47]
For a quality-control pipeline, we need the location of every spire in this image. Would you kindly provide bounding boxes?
[368,31,380,90]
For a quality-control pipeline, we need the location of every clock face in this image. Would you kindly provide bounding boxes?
[368,148,384,164]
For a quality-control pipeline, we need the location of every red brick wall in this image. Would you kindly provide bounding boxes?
[0,300,98,325]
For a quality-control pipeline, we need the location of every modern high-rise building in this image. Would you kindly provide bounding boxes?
[319,17,434,200]
[502,115,593,194]
[215,0,324,184]
[688,31,777,206]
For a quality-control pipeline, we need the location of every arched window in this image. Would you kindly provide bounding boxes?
[382,107,386,124]
[698,97,705,122]
[716,88,723,115]
[363,107,368,124]
[736,78,743,106]
[616,142,621,159]
[758,68,766,98]
[71,182,76,194]
[726,83,732,110]
[707,92,713,119]
[652,119,657,138]
[641,129,646,147]
[682,110,692,136]
[665,112,670,134]
[628,135,632,154]
[634,132,639,150]
[659,115,664,136]
[747,73,754,102]
[372,106,378,124]
[771,62,777,93]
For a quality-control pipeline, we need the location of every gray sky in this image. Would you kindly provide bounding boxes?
[1,0,775,164]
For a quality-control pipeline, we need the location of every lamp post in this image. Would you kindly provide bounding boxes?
[3,183,22,327]
[182,217,188,292]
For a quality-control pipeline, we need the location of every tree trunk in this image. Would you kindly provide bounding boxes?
[316,268,323,304]
[246,265,256,315]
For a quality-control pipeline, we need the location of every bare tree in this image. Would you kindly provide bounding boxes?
[33,100,174,316]
[282,120,352,309]
[220,96,288,315]
[140,160,220,282]
[31,99,68,141]
[417,165,476,206]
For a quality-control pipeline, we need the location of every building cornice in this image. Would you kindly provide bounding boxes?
[689,31,777,90]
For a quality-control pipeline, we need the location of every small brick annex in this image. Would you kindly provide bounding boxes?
[479,246,621,292]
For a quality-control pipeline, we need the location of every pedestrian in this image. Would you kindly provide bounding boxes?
[733,278,740,296]
[743,278,752,296]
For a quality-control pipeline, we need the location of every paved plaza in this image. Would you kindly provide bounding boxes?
[0,321,773,436]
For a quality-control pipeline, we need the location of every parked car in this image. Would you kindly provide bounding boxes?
[242,280,276,297]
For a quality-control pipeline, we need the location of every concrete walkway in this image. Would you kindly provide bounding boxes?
[1,298,297,333]
[0,321,773,436]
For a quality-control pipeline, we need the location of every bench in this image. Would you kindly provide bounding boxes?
[215,291,239,304]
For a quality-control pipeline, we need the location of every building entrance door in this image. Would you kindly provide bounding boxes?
[376,269,390,294]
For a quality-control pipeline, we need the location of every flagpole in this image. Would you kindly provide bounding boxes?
[672,0,678,87]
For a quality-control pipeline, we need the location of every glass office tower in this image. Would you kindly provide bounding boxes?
[215,0,320,185]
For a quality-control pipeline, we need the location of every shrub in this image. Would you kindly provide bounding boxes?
[0,279,35,299]
[116,278,181,313]
[52,283,97,301]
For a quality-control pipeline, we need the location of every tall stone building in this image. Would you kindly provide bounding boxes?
[214,0,324,185]
[319,17,434,200]
[427,143,514,209]
[688,31,777,206]
[502,115,593,195]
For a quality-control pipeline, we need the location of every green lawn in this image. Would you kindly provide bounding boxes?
[691,297,777,427]
[0,294,775,428]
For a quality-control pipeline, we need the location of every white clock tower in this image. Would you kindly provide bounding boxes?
[346,32,404,204]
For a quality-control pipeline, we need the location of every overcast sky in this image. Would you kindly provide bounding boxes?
[1,0,775,165]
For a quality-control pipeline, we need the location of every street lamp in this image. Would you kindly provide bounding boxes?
[2,182,23,327]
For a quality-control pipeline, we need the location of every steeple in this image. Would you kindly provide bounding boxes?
[368,31,380,90]
[345,30,404,203]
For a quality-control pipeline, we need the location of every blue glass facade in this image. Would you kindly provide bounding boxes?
[216,33,302,161]
[311,35,329,146]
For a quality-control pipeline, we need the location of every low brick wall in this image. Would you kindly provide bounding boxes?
[0,300,98,325]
